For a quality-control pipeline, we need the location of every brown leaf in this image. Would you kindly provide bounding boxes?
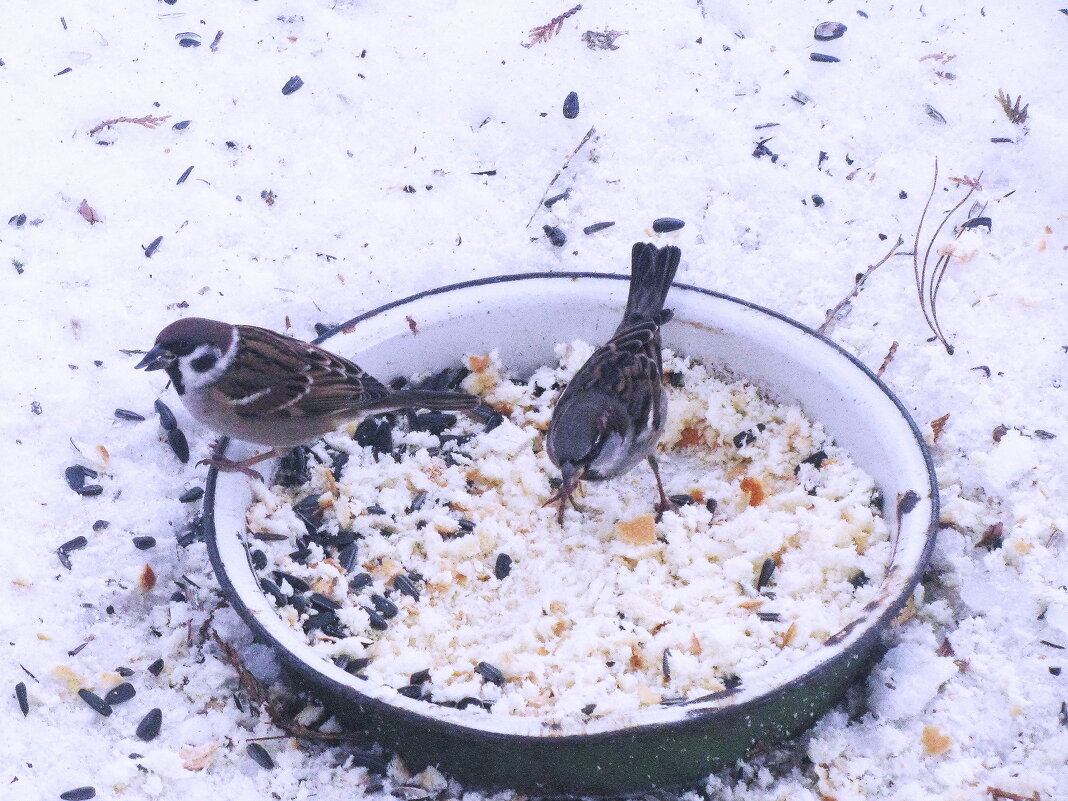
[930,413,950,443]
[78,199,101,225]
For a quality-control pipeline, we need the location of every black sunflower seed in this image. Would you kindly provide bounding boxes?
[304,611,341,634]
[410,669,431,685]
[338,543,359,573]
[371,594,398,619]
[65,465,96,491]
[366,608,388,630]
[247,741,275,769]
[355,417,393,455]
[77,484,104,497]
[757,557,776,591]
[59,536,88,554]
[397,684,422,699]
[652,217,685,233]
[309,593,341,612]
[78,689,113,716]
[115,667,134,677]
[797,450,828,472]
[583,221,615,235]
[60,788,96,801]
[413,412,456,435]
[176,165,194,185]
[179,487,204,503]
[849,571,869,588]
[581,703,596,715]
[457,697,484,710]
[153,399,177,431]
[144,235,163,258]
[147,658,165,676]
[669,494,695,507]
[494,553,512,579]
[250,549,268,570]
[281,75,304,95]
[15,681,28,716]
[757,611,781,622]
[172,120,191,130]
[58,550,72,570]
[814,22,847,41]
[407,491,428,513]
[544,189,571,208]
[136,707,163,741]
[92,520,110,531]
[104,682,136,705]
[457,518,476,532]
[475,661,505,685]
[809,53,840,63]
[349,572,373,591]
[130,535,155,551]
[167,429,190,463]
[543,225,567,247]
[733,429,757,448]
[562,91,580,119]
[705,498,718,514]
[276,573,311,595]
[114,408,146,422]
[393,574,420,600]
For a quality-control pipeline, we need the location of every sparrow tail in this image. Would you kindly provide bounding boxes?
[624,242,682,323]
[377,389,480,412]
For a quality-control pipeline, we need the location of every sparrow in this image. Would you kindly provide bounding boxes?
[545,242,681,523]
[136,317,479,478]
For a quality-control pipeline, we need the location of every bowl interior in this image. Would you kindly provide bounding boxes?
[210,273,936,739]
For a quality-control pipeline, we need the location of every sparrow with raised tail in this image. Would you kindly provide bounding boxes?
[545,242,681,523]
[136,317,479,478]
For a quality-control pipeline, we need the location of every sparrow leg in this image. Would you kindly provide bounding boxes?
[198,448,284,482]
[544,463,586,524]
[648,455,678,520]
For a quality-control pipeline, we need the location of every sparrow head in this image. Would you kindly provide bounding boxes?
[136,317,238,393]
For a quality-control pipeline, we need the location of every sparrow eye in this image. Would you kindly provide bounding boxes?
[191,353,218,373]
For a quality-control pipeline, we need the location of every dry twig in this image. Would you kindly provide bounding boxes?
[818,236,904,333]
[526,126,596,226]
[89,114,172,135]
[912,159,984,355]
[877,342,899,377]
[524,5,582,47]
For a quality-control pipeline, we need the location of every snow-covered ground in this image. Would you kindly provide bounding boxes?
[3,1,1066,799]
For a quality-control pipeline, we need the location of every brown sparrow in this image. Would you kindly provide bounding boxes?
[136,317,479,477]
[545,242,681,523]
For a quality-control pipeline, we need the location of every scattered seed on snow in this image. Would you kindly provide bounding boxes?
[136,707,162,741]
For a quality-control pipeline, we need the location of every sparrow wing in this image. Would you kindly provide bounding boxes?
[220,326,391,419]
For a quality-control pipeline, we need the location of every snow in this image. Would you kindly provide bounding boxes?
[2,1,1066,799]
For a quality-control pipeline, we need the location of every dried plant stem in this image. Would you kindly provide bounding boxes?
[524,5,583,47]
[89,114,171,135]
[877,341,899,377]
[913,159,982,354]
[526,126,596,227]
[818,236,904,333]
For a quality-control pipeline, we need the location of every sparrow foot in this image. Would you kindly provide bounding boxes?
[648,455,678,522]
[198,447,283,482]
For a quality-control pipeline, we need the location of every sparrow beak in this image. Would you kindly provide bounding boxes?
[135,345,175,371]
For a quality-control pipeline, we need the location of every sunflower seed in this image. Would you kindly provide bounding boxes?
[60,788,96,801]
[393,574,420,600]
[147,658,165,676]
[136,707,163,741]
[59,536,88,554]
[814,22,847,41]
[544,189,571,208]
[349,572,373,591]
[179,487,204,503]
[410,668,431,685]
[652,217,685,233]
[397,684,422,699]
[809,53,840,63]
[154,400,178,431]
[583,221,615,235]
[371,594,398,619]
[562,91,580,119]
[172,120,191,131]
[114,408,146,422]
[15,681,28,716]
[167,429,190,462]
[176,165,194,185]
[757,558,776,591]
[281,75,304,95]
[246,742,275,769]
[104,682,136,705]
[78,688,113,716]
[475,661,505,685]
[65,465,96,491]
[543,225,567,247]
[494,553,512,579]
[144,235,163,258]
[366,608,389,630]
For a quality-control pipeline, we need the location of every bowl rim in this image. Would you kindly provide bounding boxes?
[203,270,938,770]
